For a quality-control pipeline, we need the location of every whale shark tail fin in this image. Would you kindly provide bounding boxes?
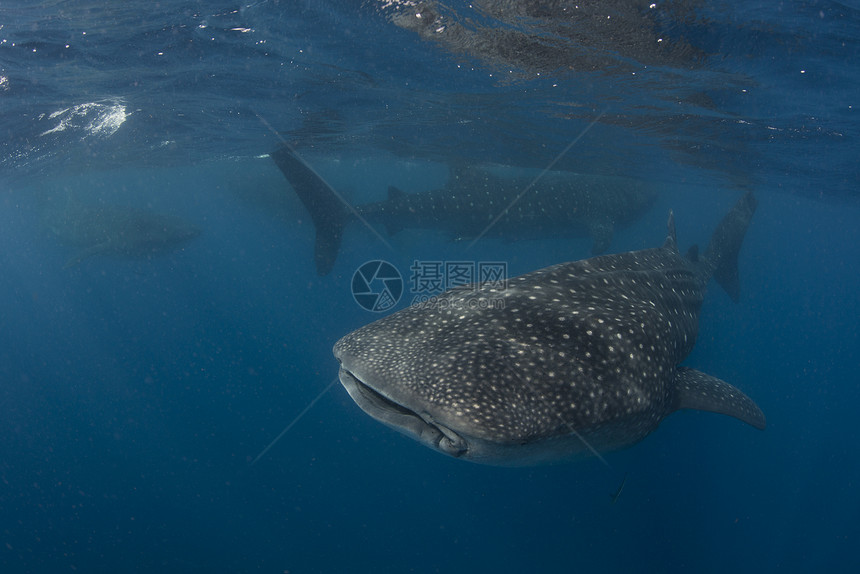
[702,191,758,302]
[271,146,351,275]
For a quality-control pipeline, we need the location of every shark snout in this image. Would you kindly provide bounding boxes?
[333,338,470,459]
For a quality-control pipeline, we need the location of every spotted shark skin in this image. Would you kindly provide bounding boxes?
[333,192,764,466]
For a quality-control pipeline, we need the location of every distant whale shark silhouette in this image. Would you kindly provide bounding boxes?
[42,201,201,268]
[271,146,657,275]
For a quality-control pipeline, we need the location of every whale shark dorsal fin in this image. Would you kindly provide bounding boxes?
[387,185,406,202]
[587,217,613,255]
[662,210,678,253]
[672,367,766,430]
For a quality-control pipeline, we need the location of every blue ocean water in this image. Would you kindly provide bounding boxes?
[1,1,858,572]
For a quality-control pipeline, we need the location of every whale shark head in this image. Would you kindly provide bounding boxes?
[333,288,597,465]
[333,277,681,466]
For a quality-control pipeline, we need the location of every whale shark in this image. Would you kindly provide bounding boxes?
[42,201,201,268]
[270,146,656,275]
[333,192,764,465]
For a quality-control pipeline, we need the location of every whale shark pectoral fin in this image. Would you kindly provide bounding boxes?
[587,217,614,254]
[672,367,766,430]
[63,243,110,268]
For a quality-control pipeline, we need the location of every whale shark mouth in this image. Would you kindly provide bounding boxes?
[337,367,468,458]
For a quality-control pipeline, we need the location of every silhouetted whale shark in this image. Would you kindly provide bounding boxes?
[333,192,763,465]
[43,202,201,268]
[271,146,656,275]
